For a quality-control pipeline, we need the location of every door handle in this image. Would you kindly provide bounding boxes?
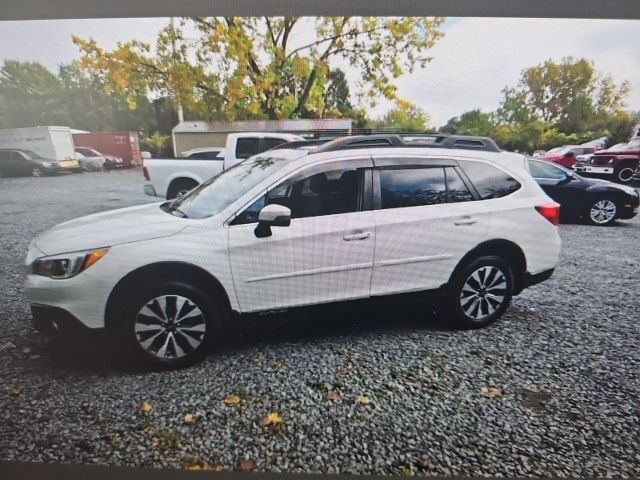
[343,232,372,241]
[454,217,478,226]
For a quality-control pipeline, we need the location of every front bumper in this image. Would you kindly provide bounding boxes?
[31,304,98,336]
[572,165,613,175]
[144,183,159,197]
[521,268,555,290]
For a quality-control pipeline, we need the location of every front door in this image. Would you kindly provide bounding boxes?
[228,158,375,312]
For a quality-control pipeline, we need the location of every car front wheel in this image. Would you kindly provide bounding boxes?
[115,280,220,369]
[443,256,514,329]
[587,198,617,226]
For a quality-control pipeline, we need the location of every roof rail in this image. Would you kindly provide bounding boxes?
[269,139,332,151]
[314,134,501,153]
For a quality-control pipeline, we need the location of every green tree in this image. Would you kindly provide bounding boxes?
[497,57,630,130]
[324,68,353,117]
[74,16,445,120]
[0,60,70,128]
[440,109,495,137]
[375,101,429,133]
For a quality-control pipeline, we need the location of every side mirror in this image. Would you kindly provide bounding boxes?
[254,204,291,238]
[564,151,574,158]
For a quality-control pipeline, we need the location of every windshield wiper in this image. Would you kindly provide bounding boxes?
[162,201,189,218]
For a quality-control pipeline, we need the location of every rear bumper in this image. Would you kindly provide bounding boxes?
[572,165,613,175]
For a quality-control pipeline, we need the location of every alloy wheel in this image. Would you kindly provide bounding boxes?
[459,266,507,321]
[31,168,42,177]
[589,199,616,225]
[134,295,207,359]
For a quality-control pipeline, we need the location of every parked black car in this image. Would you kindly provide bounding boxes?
[0,148,62,177]
[528,158,639,226]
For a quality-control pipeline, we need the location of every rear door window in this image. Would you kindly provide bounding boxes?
[379,167,447,209]
[458,161,521,199]
[261,137,288,151]
[444,167,474,203]
[235,138,261,159]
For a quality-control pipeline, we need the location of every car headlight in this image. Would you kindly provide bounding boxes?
[32,248,109,279]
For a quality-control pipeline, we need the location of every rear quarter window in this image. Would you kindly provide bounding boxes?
[458,160,521,199]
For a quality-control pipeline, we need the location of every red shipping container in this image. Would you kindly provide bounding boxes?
[72,132,142,167]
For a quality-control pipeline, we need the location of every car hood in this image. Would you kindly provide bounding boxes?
[583,177,638,195]
[34,202,187,255]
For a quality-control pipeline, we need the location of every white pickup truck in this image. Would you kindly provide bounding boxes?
[143,132,303,199]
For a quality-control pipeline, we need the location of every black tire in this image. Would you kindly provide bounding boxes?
[167,179,198,200]
[585,197,617,226]
[613,163,636,184]
[111,280,221,369]
[440,255,514,329]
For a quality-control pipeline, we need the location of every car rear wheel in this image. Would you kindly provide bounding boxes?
[441,256,514,329]
[168,179,199,200]
[114,280,220,369]
[587,198,617,226]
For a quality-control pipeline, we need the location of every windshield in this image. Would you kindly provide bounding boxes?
[170,155,288,219]
[21,150,44,160]
[626,139,640,149]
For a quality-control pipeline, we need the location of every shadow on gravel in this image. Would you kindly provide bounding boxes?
[34,292,454,375]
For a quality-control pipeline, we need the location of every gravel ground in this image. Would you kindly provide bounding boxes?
[0,169,639,477]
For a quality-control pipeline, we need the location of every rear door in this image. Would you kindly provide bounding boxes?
[370,156,489,295]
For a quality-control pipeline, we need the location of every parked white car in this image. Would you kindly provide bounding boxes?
[25,134,561,369]
[75,151,105,172]
[143,132,303,199]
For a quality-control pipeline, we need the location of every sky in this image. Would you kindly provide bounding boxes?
[0,17,639,127]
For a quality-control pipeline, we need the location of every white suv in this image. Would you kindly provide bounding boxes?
[25,135,561,369]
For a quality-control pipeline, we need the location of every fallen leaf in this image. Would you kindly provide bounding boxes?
[326,391,341,403]
[184,413,199,425]
[184,460,204,470]
[137,400,153,413]
[0,342,17,353]
[223,394,241,406]
[274,361,285,371]
[419,458,436,470]
[259,412,283,427]
[481,387,502,399]
[238,459,256,471]
[265,448,274,457]
[521,387,552,409]
[356,395,373,406]
[6,386,23,396]
[150,437,160,448]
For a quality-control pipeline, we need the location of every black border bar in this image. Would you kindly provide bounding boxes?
[0,0,638,21]
[0,461,512,480]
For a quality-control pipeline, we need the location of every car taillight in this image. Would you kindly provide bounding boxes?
[535,203,560,226]
[143,166,150,181]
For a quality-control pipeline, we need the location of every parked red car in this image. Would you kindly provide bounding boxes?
[542,145,596,168]
[573,139,640,184]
